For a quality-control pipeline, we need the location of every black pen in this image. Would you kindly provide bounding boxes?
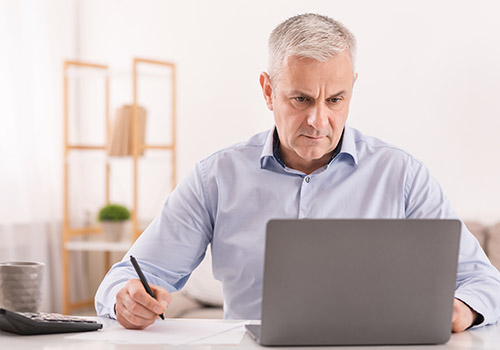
[130,255,165,320]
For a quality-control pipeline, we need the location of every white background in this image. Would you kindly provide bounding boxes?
[4,0,500,224]
[74,0,500,223]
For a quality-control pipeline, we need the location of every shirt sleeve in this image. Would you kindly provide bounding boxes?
[404,156,500,327]
[95,162,214,318]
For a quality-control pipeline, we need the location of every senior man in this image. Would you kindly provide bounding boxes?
[95,13,500,332]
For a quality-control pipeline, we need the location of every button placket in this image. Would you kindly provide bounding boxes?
[298,175,312,218]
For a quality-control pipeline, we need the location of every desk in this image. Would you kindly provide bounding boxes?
[1,317,499,349]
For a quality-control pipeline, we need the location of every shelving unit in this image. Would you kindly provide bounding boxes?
[62,58,176,314]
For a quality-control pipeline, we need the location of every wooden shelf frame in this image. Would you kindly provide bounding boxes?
[63,60,110,315]
[62,58,177,314]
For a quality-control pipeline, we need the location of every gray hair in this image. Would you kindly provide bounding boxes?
[268,13,357,81]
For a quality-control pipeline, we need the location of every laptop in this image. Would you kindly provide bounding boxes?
[246,219,461,346]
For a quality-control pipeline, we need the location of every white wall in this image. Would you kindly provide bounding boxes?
[0,0,77,223]
[76,0,500,223]
[0,0,78,313]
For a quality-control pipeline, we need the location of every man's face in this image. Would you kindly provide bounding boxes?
[260,52,357,173]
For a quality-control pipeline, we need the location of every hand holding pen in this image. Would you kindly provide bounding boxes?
[130,255,165,320]
[114,256,172,329]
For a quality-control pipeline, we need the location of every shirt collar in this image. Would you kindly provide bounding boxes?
[260,126,358,170]
[272,128,286,168]
[260,129,278,169]
[339,126,358,166]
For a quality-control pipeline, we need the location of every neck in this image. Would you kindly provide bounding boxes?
[282,151,334,174]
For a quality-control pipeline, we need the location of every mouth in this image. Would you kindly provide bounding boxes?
[303,135,325,140]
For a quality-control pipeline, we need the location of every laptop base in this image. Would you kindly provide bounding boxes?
[245,324,261,344]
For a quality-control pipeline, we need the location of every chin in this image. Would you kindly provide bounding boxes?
[298,150,329,161]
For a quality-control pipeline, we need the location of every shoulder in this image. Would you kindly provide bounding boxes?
[199,129,270,168]
[348,127,424,168]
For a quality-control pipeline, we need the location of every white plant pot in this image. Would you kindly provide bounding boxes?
[100,221,129,242]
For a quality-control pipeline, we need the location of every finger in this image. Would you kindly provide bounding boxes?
[451,300,463,332]
[116,292,154,328]
[150,284,172,311]
[117,302,155,329]
[122,289,162,319]
[115,280,161,329]
[128,280,165,315]
[451,299,459,323]
[116,297,152,329]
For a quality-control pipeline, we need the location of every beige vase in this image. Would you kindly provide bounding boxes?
[100,221,129,242]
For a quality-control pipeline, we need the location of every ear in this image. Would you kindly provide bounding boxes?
[259,72,274,111]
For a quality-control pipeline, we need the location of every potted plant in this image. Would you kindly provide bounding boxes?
[98,203,131,242]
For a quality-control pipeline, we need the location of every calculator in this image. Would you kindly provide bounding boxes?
[0,308,103,335]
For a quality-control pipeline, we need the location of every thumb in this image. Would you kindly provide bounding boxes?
[151,284,172,311]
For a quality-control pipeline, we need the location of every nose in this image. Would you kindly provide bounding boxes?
[306,102,329,130]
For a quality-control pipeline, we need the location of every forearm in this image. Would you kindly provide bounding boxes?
[95,262,137,318]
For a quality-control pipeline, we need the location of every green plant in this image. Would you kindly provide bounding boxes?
[98,203,130,222]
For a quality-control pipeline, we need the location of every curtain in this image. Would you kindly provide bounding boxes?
[0,0,77,313]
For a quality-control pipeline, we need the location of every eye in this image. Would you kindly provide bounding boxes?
[294,96,309,103]
[328,97,342,104]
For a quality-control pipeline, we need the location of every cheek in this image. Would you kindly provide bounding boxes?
[329,105,350,124]
[274,113,302,141]
[284,115,305,135]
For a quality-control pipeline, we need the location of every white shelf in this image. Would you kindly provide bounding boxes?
[65,241,131,252]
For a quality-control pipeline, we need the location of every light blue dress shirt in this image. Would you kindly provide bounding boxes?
[95,126,500,326]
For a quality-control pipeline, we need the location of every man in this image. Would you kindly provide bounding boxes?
[95,13,500,332]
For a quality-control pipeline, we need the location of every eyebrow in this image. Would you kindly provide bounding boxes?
[289,90,347,99]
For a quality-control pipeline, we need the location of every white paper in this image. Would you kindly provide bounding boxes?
[66,319,247,345]
[189,323,247,345]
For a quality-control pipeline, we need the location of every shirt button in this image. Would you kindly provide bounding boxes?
[305,176,311,183]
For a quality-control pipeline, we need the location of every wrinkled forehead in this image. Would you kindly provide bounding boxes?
[272,51,355,84]
[274,53,355,90]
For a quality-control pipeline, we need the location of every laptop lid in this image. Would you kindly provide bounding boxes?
[254,219,460,346]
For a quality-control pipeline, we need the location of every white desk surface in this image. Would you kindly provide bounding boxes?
[1,317,499,350]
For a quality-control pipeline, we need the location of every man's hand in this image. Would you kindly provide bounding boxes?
[115,279,172,329]
[452,298,478,333]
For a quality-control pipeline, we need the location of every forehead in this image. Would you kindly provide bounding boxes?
[276,53,354,92]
